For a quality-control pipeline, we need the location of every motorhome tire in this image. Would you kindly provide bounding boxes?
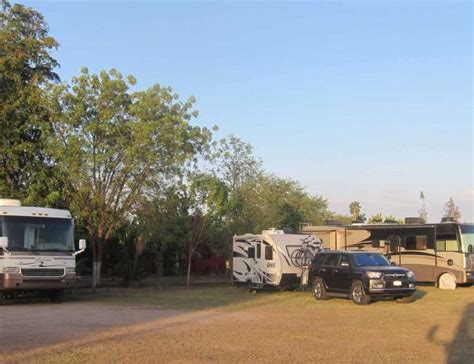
[49,289,64,303]
[438,273,456,290]
[313,277,328,300]
[395,296,413,304]
[351,280,370,305]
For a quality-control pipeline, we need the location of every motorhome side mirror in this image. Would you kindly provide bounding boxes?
[391,261,397,266]
[79,239,86,250]
[0,237,8,249]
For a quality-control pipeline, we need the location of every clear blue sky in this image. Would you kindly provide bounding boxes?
[25,1,473,222]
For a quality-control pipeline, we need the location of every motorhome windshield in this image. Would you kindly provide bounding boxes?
[460,225,474,253]
[352,253,391,266]
[0,216,73,252]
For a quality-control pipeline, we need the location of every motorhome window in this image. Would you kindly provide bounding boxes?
[323,254,338,267]
[405,235,427,250]
[435,240,459,252]
[460,225,474,253]
[388,235,401,253]
[256,244,261,259]
[265,246,273,260]
[0,216,73,251]
[248,247,255,259]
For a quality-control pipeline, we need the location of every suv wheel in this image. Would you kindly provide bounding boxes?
[351,280,370,305]
[395,296,413,304]
[313,277,328,300]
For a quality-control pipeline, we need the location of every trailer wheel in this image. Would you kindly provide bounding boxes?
[313,277,328,300]
[438,273,456,290]
[49,289,64,303]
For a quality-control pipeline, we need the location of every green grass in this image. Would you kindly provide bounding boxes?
[70,285,271,310]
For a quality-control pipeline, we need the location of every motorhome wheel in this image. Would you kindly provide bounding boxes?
[49,290,65,303]
[438,273,456,290]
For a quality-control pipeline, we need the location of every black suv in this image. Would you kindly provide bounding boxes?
[310,251,416,305]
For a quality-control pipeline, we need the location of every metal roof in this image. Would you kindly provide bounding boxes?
[0,206,72,219]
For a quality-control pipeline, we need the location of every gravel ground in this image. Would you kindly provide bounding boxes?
[0,301,181,355]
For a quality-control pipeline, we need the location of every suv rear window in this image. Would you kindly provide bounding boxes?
[313,253,325,266]
[352,253,390,266]
[323,254,339,267]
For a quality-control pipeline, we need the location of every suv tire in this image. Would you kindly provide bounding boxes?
[351,280,370,305]
[395,296,413,304]
[313,277,328,300]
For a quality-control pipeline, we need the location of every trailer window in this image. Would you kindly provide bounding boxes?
[248,247,255,259]
[256,244,261,259]
[265,246,273,260]
[405,235,427,250]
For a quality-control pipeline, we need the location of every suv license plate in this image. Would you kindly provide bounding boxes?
[393,280,402,286]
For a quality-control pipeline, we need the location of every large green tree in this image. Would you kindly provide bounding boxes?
[49,68,212,288]
[0,1,60,203]
[184,172,228,286]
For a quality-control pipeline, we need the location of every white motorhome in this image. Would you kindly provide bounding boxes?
[233,229,322,289]
[0,199,86,302]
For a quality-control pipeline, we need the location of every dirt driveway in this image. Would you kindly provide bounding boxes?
[0,301,181,355]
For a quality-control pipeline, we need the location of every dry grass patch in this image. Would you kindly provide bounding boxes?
[3,285,473,364]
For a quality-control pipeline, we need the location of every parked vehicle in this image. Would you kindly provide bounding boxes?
[310,251,416,305]
[233,229,322,290]
[0,199,86,302]
[302,220,474,289]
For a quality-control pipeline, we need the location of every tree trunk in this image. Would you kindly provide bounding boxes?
[91,238,103,291]
[175,251,180,275]
[126,236,144,286]
[186,245,192,287]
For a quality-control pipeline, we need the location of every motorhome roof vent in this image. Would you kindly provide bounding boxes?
[262,228,285,235]
[441,216,455,223]
[324,220,343,226]
[0,199,21,207]
[405,217,425,224]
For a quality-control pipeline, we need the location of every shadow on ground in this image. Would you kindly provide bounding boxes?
[446,303,474,363]
[427,302,474,364]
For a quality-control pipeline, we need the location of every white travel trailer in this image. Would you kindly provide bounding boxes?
[233,229,322,289]
[0,199,86,302]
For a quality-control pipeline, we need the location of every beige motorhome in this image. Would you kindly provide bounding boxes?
[302,221,474,290]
